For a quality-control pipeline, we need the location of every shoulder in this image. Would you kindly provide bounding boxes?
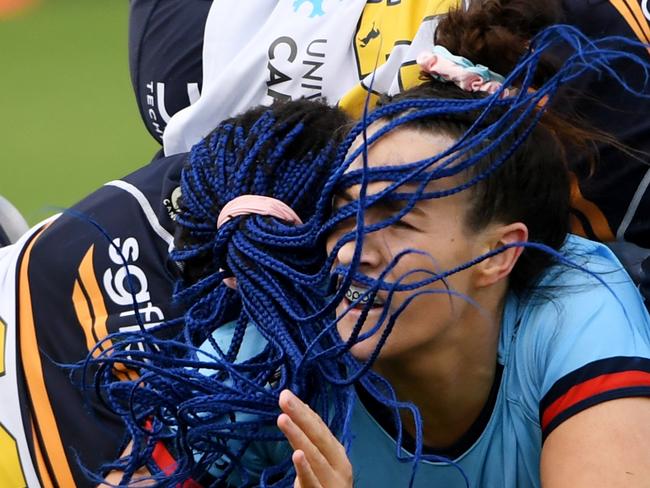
[0,217,56,311]
[507,235,650,440]
[515,235,648,348]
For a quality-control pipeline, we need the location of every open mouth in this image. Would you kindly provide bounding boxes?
[344,283,385,310]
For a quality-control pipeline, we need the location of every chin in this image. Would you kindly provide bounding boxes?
[348,340,379,362]
[336,316,386,362]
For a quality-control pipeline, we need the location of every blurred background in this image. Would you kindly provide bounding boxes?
[0,0,159,225]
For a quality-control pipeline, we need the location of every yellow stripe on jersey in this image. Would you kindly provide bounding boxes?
[18,225,76,488]
[73,245,109,356]
[73,244,138,381]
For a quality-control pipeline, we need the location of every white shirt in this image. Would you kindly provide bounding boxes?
[163,0,469,155]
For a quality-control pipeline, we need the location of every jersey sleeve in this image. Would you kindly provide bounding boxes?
[518,237,650,441]
[2,153,186,487]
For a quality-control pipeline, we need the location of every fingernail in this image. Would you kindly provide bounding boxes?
[286,396,295,411]
[282,389,295,410]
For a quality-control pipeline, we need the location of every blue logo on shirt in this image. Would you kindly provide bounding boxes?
[293,0,325,17]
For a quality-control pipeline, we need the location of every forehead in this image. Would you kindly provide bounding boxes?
[346,126,457,172]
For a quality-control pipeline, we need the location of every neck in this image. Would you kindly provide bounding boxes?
[373,293,505,449]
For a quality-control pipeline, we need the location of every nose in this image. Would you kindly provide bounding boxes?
[331,224,383,271]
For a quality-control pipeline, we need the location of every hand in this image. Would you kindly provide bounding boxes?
[277,389,353,488]
[98,441,153,487]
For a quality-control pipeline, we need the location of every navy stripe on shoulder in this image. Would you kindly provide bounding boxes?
[539,356,650,415]
[539,357,650,441]
[543,386,650,441]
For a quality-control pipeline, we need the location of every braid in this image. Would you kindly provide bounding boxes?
[86,99,351,486]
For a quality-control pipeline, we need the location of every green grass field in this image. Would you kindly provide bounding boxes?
[0,0,159,225]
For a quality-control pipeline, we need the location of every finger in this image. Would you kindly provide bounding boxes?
[293,449,323,488]
[279,390,348,469]
[277,413,331,482]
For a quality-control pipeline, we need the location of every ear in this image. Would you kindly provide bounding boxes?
[475,222,528,288]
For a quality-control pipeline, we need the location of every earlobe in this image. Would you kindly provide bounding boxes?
[476,223,528,287]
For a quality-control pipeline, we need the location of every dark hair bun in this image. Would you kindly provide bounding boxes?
[435,0,563,77]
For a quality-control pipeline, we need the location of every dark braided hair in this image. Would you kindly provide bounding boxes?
[86,99,352,487]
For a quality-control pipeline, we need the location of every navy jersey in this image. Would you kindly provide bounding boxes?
[0,152,186,487]
[129,0,213,143]
[562,0,650,247]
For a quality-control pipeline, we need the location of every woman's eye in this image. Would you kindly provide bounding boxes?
[332,198,352,213]
[393,218,417,230]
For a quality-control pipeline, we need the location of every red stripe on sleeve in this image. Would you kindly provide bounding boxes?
[152,440,177,476]
[151,440,203,488]
[541,370,650,430]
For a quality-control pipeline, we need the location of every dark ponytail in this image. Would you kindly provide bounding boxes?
[436,0,563,79]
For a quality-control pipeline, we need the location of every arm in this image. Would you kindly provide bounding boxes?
[541,397,650,487]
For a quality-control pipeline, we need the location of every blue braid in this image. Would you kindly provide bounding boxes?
[86,100,352,487]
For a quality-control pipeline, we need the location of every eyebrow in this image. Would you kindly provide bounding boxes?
[334,188,427,217]
[378,198,426,217]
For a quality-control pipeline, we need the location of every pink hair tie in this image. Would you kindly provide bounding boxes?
[416,46,514,98]
[216,195,303,289]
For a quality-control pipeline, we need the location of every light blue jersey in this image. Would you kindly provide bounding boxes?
[198,235,650,487]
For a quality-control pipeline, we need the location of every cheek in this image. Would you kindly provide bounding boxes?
[325,231,340,256]
[384,238,472,293]
[325,237,334,255]
[382,231,441,271]
[326,217,355,256]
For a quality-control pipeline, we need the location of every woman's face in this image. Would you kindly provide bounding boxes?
[327,128,497,362]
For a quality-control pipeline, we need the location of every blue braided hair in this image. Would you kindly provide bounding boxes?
[85,99,352,487]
